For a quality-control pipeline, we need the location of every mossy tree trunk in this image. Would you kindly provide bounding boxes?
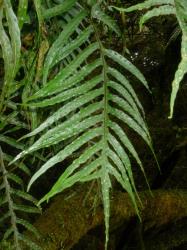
[24,184,187,250]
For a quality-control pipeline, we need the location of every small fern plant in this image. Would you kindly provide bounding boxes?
[10,0,156,248]
[114,0,187,119]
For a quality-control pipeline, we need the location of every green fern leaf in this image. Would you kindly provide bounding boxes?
[18,89,103,141]
[0,112,29,130]
[107,163,140,216]
[28,75,102,107]
[17,218,40,238]
[169,0,187,118]
[39,142,103,201]
[3,153,31,176]
[0,9,14,86]
[92,3,121,36]
[109,108,151,146]
[27,127,103,190]
[21,114,102,154]
[27,58,102,103]
[17,0,28,29]
[4,0,21,79]
[104,49,150,91]
[113,0,174,12]
[107,129,139,192]
[29,42,99,100]
[108,81,142,115]
[139,6,176,29]
[109,94,146,130]
[108,67,145,115]
[8,174,24,187]
[10,189,39,206]
[12,6,157,249]
[13,204,41,214]
[48,26,93,71]
[63,158,102,185]
[0,134,24,150]
[109,121,143,170]
[43,0,77,19]
[43,10,87,83]
[33,0,43,33]
[0,147,40,249]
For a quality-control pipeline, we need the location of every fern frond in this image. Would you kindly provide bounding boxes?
[17,0,28,29]
[0,147,41,249]
[113,0,174,12]
[3,0,21,79]
[0,9,14,99]
[139,5,176,29]
[33,0,43,34]
[8,174,24,187]
[43,0,77,19]
[16,218,39,238]
[92,3,121,36]
[11,2,156,249]
[169,0,187,118]
[42,9,88,84]
[3,153,31,176]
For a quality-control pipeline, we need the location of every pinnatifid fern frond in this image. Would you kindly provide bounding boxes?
[11,1,155,249]
[114,0,187,119]
[0,147,41,250]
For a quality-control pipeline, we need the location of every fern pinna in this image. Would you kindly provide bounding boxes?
[11,1,154,249]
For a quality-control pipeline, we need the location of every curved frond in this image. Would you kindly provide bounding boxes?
[169,0,187,118]
[139,6,176,29]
